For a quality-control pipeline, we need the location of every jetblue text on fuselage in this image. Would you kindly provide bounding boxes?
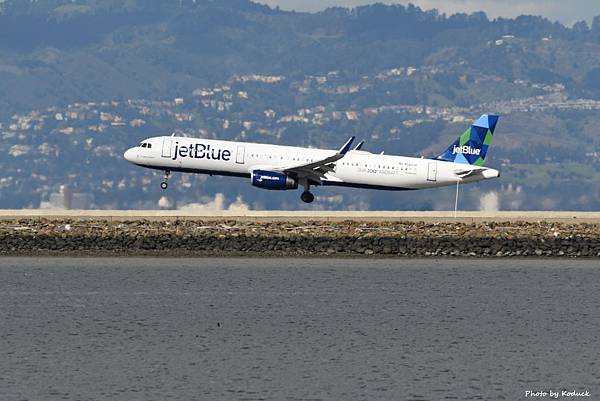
[172,142,231,161]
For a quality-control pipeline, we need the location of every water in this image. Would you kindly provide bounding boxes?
[1,258,599,401]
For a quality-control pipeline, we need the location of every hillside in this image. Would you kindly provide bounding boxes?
[1,0,600,210]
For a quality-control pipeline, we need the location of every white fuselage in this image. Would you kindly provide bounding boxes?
[124,136,499,191]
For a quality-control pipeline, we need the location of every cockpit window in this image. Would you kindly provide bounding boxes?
[139,143,152,148]
[147,143,152,148]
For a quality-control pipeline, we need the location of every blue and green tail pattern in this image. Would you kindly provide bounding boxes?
[436,114,499,166]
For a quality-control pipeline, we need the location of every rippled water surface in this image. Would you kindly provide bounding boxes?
[1,258,599,401]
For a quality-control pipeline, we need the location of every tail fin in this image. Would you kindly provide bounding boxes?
[436,114,499,166]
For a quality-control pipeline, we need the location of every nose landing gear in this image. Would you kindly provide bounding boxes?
[160,170,170,190]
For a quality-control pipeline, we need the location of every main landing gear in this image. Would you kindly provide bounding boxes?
[301,191,314,203]
[160,170,170,190]
[299,178,314,203]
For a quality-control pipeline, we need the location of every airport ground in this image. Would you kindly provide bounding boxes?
[1,210,599,257]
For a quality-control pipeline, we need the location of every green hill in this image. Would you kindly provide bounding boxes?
[1,0,600,210]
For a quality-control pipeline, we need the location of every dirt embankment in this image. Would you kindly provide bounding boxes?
[1,219,599,257]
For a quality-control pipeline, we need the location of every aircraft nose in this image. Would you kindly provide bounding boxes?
[123,148,136,163]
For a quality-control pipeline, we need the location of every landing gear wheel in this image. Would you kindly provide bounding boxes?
[160,170,170,190]
[301,191,314,203]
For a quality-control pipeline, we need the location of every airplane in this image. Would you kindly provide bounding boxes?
[123,114,500,203]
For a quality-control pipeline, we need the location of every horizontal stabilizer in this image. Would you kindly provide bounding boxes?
[454,167,486,178]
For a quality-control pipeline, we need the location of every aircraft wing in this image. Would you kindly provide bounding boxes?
[278,136,355,185]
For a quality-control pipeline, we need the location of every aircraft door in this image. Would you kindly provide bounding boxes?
[161,138,172,158]
[427,162,437,182]
[236,146,245,164]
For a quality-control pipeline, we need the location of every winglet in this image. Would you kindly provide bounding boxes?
[339,136,355,155]
[353,140,364,151]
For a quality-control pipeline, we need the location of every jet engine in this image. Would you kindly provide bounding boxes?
[251,170,298,190]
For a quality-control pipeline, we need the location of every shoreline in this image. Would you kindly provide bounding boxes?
[0,253,593,259]
[2,216,599,258]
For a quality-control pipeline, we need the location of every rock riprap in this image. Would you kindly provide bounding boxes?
[1,219,599,257]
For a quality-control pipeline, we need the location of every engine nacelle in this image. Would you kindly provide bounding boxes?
[251,169,298,190]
